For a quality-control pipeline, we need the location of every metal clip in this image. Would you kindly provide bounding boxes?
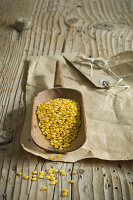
[99,80,111,88]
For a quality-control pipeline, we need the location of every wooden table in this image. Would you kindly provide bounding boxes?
[0,0,133,199]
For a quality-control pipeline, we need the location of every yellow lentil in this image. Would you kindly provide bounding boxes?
[23,176,29,180]
[32,177,37,181]
[73,170,77,174]
[49,168,53,171]
[32,171,37,175]
[63,189,68,192]
[49,156,55,160]
[38,175,44,179]
[51,177,55,181]
[39,171,45,175]
[48,171,53,174]
[17,172,22,176]
[69,180,74,184]
[51,181,56,185]
[61,172,66,176]
[57,154,62,158]
[53,169,58,173]
[62,192,68,197]
[55,180,58,184]
[42,186,47,190]
[46,176,51,180]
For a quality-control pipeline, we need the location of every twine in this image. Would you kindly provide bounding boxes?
[75,53,130,89]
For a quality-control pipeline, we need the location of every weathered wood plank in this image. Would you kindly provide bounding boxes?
[0,0,133,200]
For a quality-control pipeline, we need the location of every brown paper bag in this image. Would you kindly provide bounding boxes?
[21,52,133,162]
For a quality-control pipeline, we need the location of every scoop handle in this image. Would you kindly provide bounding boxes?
[54,61,64,88]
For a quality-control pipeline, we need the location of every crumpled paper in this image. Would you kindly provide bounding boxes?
[21,51,133,162]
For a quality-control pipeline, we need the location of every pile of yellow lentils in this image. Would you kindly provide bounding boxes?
[16,158,77,197]
[36,98,81,150]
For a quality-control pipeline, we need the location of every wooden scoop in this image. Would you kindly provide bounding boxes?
[31,61,86,153]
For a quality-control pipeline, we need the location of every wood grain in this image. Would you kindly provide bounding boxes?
[0,0,133,199]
